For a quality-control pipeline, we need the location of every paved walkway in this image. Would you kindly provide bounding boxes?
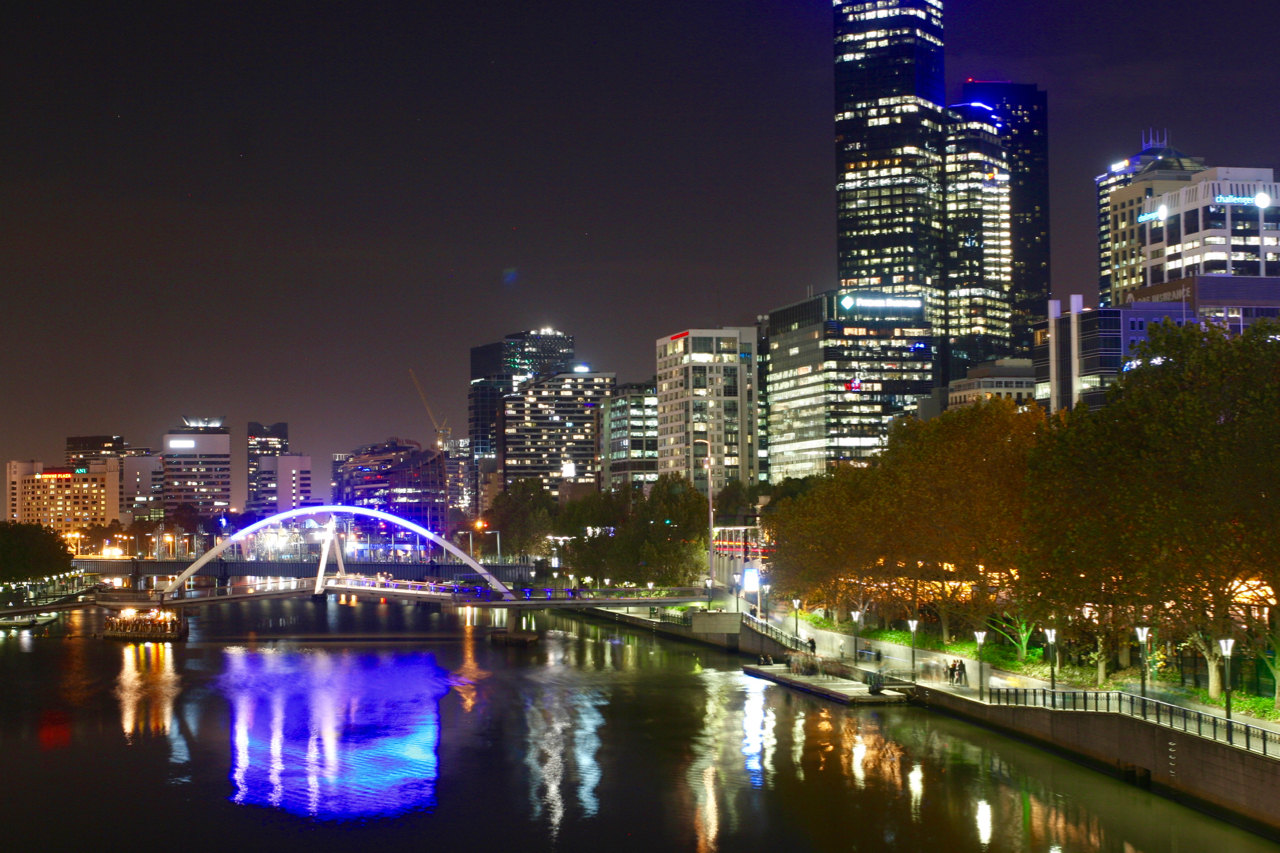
[744,664,908,705]
[763,607,1280,734]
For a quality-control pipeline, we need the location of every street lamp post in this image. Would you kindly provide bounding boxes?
[792,598,800,636]
[1044,628,1057,692]
[907,619,918,683]
[974,631,987,701]
[732,572,741,612]
[694,438,714,588]
[1220,637,1236,739]
[851,610,862,663]
[1136,626,1151,699]
[761,583,771,622]
[704,577,713,605]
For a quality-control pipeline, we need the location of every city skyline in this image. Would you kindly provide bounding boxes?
[4,0,1278,491]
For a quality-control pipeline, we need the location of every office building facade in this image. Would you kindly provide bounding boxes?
[124,455,164,522]
[655,328,760,496]
[946,358,1035,409]
[944,101,1013,377]
[498,371,615,498]
[835,0,948,328]
[162,417,232,517]
[334,438,448,533]
[6,459,121,535]
[246,454,313,516]
[764,291,933,479]
[960,81,1049,354]
[600,380,659,492]
[246,422,289,509]
[1121,167,1279,298]
[1095,132,1204,307]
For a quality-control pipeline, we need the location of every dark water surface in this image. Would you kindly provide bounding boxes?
[1,600,1276,853]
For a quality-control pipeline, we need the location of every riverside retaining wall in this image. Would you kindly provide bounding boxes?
[916,684,1280,840]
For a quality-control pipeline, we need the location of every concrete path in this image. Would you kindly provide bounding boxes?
[744,664,908,705]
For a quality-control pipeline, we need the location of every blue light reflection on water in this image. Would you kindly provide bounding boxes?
[218,648,450,819]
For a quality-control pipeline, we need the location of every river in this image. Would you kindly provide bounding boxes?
[0,598,1275,852]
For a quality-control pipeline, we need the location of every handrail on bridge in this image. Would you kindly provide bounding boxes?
[989,687,1280,759]
[742,612,805,650]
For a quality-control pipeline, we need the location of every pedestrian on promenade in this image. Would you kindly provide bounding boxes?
[808,637,817,655]
[958,660,968,687]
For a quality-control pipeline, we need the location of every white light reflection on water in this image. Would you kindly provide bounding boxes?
[219,648,449,819]
[908,762,923,821]
[521,678,607,836]
[977,799,993,848]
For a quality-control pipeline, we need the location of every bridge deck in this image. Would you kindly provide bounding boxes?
[27,576,711,612]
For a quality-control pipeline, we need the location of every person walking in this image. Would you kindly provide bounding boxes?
[958,659,968,687]
[807,637,817,655]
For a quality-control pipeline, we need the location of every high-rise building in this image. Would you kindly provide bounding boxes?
[246,422,289,509]
[835,0,947,328]
[469,330,575,509]
[600,380,659,492]
[655,328,760,497]
[65,435,126,468]
[764,291,933,480]
[1114,167,1277,303]
[6,459,121,535]
[498,370,615,498]
[162,417,231,517]
[944,102,1013,378]
[245,454,313,516]
[960,81,1049,354]
[123,455,164,522]
[443,438,473,515]
[1096,132,1204,307]
[330,453,351,502]
[468,330,574,469]
[333,438,447,533]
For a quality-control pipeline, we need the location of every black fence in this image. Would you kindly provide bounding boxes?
[989,687,1280,759]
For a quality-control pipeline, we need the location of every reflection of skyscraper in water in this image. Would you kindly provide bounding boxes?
[522,681,607,835]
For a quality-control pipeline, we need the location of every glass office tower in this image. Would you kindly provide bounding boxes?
[960,80,1049,355]
[835,0,947,329]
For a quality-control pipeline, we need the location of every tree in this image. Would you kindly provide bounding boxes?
[485,478,556,560]
[875,398,1045,646]
[1105,319,1280,699]
[0,522,73,584]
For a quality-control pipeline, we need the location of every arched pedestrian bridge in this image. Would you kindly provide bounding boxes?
[90,506,711,610]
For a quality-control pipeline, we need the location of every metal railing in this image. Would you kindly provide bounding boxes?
[742,612,805,650]
[658,611,694,627]
[989,687,1280,759]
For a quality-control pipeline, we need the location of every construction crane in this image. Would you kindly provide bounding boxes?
[409,369,451,451]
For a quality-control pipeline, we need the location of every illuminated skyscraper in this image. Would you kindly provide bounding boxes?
[468,329,574,511]
[162,417,231,516]
[655,329,759,496]
[944,102,1012,377]
[835,0,947,325]
[1095,131,1203,307]
[961,81,1049,355]
[763,291,933,479]
[246,422,289,509]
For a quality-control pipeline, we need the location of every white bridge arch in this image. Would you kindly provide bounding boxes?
[160,505,515,600]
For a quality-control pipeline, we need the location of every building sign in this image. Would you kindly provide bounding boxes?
[168,439,196,449]
[854,298,922,309]
[1137,211,1161,223]
[35,472,73,480]
[1111,159,1129,172]
[1215,193,1270,207]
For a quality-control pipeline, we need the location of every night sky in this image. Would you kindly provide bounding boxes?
[4,0,1277,506]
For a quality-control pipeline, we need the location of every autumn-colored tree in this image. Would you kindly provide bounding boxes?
[875,398,1045,646]
[1103,319,1280,699]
